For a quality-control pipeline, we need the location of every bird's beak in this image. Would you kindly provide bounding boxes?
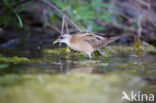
[53,39,60,44]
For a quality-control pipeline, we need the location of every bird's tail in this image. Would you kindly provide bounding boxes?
[102,35,120,46]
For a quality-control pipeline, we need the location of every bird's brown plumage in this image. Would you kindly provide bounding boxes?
[54,32,120,58]
[70,32,119,50]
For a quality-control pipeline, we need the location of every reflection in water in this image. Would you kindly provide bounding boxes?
[0,46,156,76]
[67,67,104,74]
[0,46,156,89]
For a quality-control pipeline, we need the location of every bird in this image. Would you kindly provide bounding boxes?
[53,32,119,58]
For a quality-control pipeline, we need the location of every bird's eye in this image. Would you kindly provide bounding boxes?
[60,37,64,39]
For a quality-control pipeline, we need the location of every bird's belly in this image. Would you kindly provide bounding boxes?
[68,43,94,53]
[68,45,82,52]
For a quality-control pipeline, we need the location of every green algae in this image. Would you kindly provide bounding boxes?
[0,56,30,64]
[43,45,156,59]
[0,45,155,71]
[0,45,155,65]
[0,73,145,103]
[42,45,156,74]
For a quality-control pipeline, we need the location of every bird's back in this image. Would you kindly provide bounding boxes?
[71,32,119,49]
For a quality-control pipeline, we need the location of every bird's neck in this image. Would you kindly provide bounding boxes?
[64,37,71,46]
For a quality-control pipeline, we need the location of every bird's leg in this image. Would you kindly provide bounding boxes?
[91,52,94,57]
[87,52,92,58]
[97,49,103,55]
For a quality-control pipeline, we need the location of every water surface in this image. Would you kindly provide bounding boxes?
[0,45,156,103]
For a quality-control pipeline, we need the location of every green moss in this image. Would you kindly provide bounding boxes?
[0,57,30,64]
[0,73,145,103]
[42,45,156,67]
[43,48,67,55]
[103,45,156,55]
[0,45,155,68]
[43,45,156,58]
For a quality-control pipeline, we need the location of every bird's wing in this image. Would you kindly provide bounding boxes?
[79,33,105,49]
[79,33,119,49]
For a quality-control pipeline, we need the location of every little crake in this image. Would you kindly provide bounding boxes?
[53,32,119,58]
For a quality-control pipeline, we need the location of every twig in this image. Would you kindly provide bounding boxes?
[65,19,69,33]
[59,15,66,47]
[34,0,82,32]
[136,0,151,10]
[61,15,65,35]
[137,15,143,39]
[96,19,136,32]
[42,7,61,33]
[47,23,61,34]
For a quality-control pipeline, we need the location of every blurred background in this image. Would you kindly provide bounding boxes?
[0,0,156,49]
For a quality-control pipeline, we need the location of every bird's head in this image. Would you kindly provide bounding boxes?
[53,34,71,45]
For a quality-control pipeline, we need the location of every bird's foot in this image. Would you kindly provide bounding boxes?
[97,49,103,55]
[87,53,92,58]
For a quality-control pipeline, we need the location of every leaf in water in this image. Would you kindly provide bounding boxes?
[0,64,9,70]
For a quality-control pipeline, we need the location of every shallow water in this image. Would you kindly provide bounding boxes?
[0,45,156,103]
